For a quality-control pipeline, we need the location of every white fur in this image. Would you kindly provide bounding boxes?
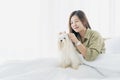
[58,33,82,69]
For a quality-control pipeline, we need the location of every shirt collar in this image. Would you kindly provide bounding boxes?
[84,29,91,40]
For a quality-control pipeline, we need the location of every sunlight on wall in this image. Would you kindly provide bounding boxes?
[0,0,41,63]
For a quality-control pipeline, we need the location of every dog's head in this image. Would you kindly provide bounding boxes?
[58,32,70,50]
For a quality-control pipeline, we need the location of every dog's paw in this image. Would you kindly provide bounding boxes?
[71,64,79,69]
[59,63,69,68]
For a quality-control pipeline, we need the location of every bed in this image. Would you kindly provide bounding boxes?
[0,37,120,80]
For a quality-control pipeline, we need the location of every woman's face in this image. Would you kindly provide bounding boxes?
[70,15,85,32]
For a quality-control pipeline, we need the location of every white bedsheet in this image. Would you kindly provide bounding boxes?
[0,37,120,80]
[0,53,120,80]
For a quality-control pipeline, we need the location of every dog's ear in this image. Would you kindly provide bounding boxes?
[63,31,66,34]
[59,32,63,35]
[58,31,66,35]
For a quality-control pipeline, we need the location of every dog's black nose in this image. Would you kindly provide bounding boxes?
[60,40,62,42]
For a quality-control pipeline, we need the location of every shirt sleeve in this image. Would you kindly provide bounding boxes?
[84,32,104,61]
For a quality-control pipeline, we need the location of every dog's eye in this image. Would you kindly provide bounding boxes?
[64,37,66,39]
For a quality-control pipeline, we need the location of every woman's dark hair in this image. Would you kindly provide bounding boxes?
[68,10,91,36]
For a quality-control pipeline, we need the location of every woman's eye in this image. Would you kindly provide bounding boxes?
[75,20,79,22]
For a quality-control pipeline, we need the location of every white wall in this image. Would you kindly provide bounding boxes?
[0,0,120,64]
[0,0,42,63]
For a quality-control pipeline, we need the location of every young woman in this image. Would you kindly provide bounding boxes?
[68,10,105,61]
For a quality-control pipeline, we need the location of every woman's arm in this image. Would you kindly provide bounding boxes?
[68,32,105,61]
[68,33,87,58]
[78,33,104,61]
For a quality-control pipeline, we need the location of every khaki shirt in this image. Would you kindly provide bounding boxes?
[77,29,105,61]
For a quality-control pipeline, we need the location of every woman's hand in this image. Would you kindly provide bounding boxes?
[68,33,79,44]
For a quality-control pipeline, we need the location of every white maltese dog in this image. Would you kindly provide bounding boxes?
[58,32,82,69]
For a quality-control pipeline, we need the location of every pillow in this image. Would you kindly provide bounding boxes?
[105,37,120,54]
